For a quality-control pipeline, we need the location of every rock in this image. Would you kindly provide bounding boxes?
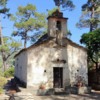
[78,86,91,94]
[65,86,91,94]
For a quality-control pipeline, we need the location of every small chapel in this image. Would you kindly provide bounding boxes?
[14,10,88,93]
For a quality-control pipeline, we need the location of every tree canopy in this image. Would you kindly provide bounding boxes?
[54,0,75,10]
[0,0,12,72]
[77,0,100,32]
[12,4,46,48]
[0,0,10,17]
[0,36,21,71]
[80,28,100,71]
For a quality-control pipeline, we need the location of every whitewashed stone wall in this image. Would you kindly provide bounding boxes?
[48,18,56,37]
[15,51,28,84]
[27,41,70,89]
[67,44,88,86]
[48,18,67,38]
[15,40,88,89]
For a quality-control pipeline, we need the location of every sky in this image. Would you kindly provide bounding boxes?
[2,0,89,46]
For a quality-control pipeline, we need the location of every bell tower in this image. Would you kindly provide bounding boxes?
[47,10,68,40]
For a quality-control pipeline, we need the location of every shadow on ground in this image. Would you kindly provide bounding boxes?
[2,79,100,100]
[33,91,100,100]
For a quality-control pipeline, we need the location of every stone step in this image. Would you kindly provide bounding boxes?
[54,88,65,92]
[54,88,66,95]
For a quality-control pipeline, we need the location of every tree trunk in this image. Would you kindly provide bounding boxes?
[24,39,26,48]
[3,60,6,72]
[90,6,95,32]
[0,22,6,72]
[2,52,7,72]
[90,23,93,32]
[24,32,27,48]
[95,62,98,72]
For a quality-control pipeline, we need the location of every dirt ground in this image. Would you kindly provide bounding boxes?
[0,89,100,100]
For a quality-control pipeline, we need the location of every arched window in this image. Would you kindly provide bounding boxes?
[56,21,61,31]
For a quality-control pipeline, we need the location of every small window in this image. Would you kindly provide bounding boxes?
[56,21,61,30]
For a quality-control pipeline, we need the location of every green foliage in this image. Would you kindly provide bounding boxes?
[0,70,4,76]
[0,0,7,6]
[62,0,75,10]
[77,0,100,31]
[0,76,7,94]
[4,67,14,78]
[0,37,21,52]
[80,29,100,52]
[80,28,100,70]
[54,0,75,10]
[48,8,58,16]
[12,4,46,48]
[88,61,94,71]
[0,37,21,71]
[81,0,100,12]
[0,0,10,18]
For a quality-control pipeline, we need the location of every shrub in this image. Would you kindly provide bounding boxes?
[0,76,7,94]
[4,67,14,78]
[0,70,4,76]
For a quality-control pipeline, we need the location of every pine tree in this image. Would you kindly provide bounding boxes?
[77,0,100,32]
[12,4,46,48]
[0,0,11,72]
[54,0,75,11]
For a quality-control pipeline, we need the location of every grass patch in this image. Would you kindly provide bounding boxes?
[0,76,7,94]
[4,67,14,78]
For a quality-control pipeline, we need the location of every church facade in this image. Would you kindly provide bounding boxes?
[14,10,88,91]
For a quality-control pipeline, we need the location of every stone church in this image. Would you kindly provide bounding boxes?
[14,10,88,92]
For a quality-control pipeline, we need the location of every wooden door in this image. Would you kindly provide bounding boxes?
[53,67,63,88]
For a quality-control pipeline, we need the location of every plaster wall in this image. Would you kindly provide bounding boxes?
[27,42,70,89]
[15,40,88,89]
[15,51,28,84]
[48,18,67,38]
[61,20,67,37]
[67,44,88,86]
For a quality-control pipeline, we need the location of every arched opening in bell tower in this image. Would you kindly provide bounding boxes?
[56,21,61,31]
